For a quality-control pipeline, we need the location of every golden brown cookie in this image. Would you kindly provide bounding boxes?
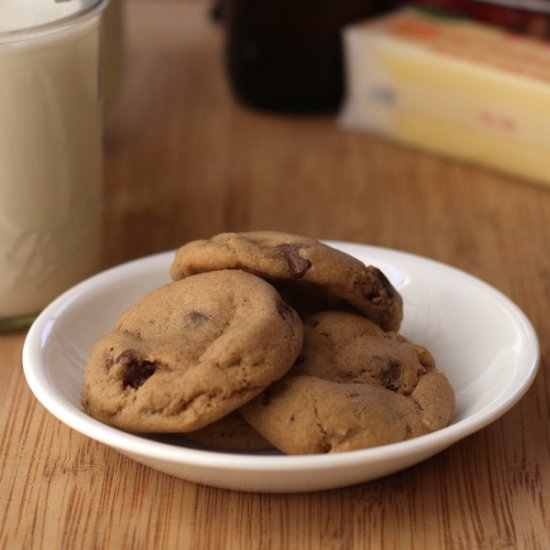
[81,270,303,433]
[241,311,455,454]
[170,231,403,331]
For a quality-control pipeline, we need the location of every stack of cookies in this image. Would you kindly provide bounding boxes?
[81,231,455,455]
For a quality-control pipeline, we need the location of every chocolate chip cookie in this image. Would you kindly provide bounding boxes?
[81,270,303,433]
[169,231,403,332]
[240,311,455,454]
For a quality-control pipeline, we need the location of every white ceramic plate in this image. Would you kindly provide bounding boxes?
[23,243,540,493]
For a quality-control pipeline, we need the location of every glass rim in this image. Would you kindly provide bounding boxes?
[0,0,109,45]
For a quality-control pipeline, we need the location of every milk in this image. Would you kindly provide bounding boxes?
[0,3,107,325]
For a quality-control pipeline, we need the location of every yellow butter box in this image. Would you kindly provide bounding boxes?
[341,8,550,186]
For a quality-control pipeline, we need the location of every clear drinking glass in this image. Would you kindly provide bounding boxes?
[0,0,109,332]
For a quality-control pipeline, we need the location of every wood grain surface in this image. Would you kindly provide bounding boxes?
[1,1,550,548]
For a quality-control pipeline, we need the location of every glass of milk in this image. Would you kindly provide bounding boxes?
[0,0,109,331]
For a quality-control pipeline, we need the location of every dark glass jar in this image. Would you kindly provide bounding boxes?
[224,0,400,113]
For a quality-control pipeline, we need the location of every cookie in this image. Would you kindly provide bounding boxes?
[183,411,273,451]
[170,231,403,332]
[295,311,435,396]
[81,270,303,433]
[240,311,455,454]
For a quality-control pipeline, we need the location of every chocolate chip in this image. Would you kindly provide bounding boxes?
[378,360,402,391]
[122,359,157,389]
[364,267,392,304]
[277,301,294,321]
[185,310,209,327]
[278,244,312,278]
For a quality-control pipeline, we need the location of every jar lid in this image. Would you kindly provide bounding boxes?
[0,0,106,40]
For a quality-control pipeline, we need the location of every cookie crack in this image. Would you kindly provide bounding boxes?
[221,236,253,268]
[408,393,425,422]
[309,392,332,453]
[165,384,264,418]
[164,389,220,417]
[228,385,264,400]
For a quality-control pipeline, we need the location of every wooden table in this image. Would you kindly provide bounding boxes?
[2,1,550,547]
